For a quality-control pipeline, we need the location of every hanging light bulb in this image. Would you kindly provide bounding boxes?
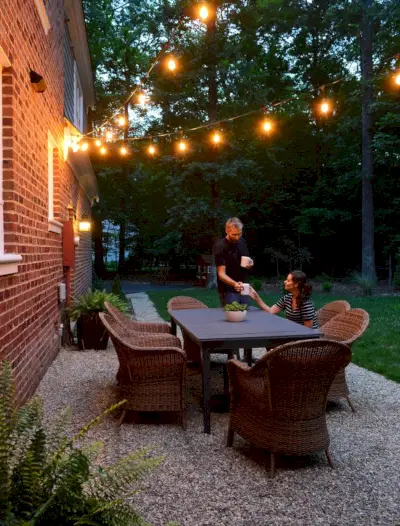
[137,92,148,105]
[167,57,177,72]
[105,130,113,140]
[211,131,222,145]
[100,146,107,155]
[262,119,273,134]
[320,100,332,115]
[148,144,157,155]
[178,140,187,152]
[120,146,129,156]
[395,72,400,86]
[199,5,209,20]
[95,139,102,147]
[72,142,80,153]
[117,116,126,126]
[80,142,89,152]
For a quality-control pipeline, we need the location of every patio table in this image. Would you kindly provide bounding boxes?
[169,307,322,433]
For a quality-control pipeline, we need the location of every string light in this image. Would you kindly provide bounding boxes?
[117,116,126,126]
[166,57,177,72]
[80,142,89,152]
[72,143,80,153]
[199,5,209,20]
[262,119,273,134]
[211,131,222,145]
[105,130,113,140]
[177,140,187,152]
[320,100,332,115]
[137,92,148,105]
[100,146,107,155]
[95,139,102,147]
[395,72,400,86]
[120,146,129,156]
[148,144,157,155]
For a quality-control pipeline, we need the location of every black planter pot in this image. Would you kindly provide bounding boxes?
[77,313,109,350]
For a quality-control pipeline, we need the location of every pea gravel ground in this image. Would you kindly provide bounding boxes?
[35,294,400,526]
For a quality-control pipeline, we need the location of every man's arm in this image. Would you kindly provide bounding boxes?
[217,265,243,292]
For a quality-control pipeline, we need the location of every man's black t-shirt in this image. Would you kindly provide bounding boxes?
[213,237,249,294]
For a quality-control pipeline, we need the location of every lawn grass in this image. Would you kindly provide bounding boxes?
[147,288,400,383]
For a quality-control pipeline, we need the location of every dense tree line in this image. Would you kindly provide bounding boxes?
[84,0,400,283]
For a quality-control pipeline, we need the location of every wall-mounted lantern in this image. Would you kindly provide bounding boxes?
[78,216,91,232]
[29,69,47,93]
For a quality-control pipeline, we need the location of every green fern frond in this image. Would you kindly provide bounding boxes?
[0,361,15,517]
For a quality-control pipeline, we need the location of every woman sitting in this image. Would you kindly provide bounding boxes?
[249,270,319,329]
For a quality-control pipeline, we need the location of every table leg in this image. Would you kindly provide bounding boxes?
[244,348,252,366]
[170,317,177,336]
[200,344,211,434]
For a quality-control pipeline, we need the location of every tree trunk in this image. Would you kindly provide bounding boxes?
[118,102,129,274]
[92,206,107,279]
[360,0,377,282]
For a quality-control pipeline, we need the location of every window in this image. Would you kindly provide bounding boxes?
[0,48,22,275]
[33,0,51,35]
[48,132,62,234]
[73,62,83,132]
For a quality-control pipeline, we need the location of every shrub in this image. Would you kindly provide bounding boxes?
[322,280,333,293]
[0,361,162,525]
[352,272,374,296]
[68,289,129,321]
[111,274,127,302]
[250,279,263,291]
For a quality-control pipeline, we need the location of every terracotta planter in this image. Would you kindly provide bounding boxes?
[77,313,109,350]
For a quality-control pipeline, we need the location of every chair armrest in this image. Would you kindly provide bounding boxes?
[125,319,171,334]
[124,332,182,348]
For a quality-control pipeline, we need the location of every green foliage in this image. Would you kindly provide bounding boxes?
[111,275,127,302]
[0,361,162,525]
[68,290,129,321]
[322,281,333,293]
[250,279,263,291]
[352,273,375,296]
[393,268,400,290]
[224,301,248,312]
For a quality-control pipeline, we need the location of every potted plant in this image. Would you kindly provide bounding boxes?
[224,301,248,322]
[69,289,129,350]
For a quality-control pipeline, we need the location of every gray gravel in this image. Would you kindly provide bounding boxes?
[35,304,400,525]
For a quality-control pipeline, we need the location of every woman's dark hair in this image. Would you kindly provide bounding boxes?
[290,270,312,308]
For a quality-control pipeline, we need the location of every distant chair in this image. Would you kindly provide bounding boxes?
[321,308,370,411]
[316,300,351,328]
[104,301,171,334]
[226,339,351,477]
[99,312,186,427]
[167,296,209,363]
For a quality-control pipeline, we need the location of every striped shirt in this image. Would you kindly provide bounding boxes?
[275,293,319,330]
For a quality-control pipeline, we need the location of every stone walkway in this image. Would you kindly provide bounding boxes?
[35,293,400,526]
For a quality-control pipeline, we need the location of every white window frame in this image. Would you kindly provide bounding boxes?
[73,62,84,132]
[33,0,51,35]
[0,48,22,275]
[48,131,62,234]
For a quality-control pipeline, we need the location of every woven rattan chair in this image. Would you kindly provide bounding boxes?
[99,312,187,427]
[226,339,351,477]
[167,296,209,363]
[104,301,171,334]
[316,300,351,328]
[321,308,369,411]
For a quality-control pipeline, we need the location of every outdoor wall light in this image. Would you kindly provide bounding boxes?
[78,216,91,232]
[30,70,47,93]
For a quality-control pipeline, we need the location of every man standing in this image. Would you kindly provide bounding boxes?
[213,217,253,306]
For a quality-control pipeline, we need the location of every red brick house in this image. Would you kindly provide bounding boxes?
[0,0,98,402]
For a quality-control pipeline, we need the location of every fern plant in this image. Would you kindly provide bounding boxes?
[68,289,129,321]
[0,361,162,526]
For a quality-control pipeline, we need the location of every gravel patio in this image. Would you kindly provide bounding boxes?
[35,294,400,526]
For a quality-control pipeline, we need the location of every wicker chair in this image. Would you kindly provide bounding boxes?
[104,301,171,334]
[321,308,369,411]
[316,300,351,328]
[167,296,209,363]
[226,339,351,477]
[99,312,187,427]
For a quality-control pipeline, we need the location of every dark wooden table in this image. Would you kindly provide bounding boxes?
[170,307,322,434]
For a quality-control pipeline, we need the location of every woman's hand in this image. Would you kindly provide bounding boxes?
[249,286,259,300]
[234,281,243,292]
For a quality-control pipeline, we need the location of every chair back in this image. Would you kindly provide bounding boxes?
[104,301,131,328]
[167,296,208,311]
[321,308,369,347]
[316,300,351,327]
[253,339,351,420]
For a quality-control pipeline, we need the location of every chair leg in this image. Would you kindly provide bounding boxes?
[118,409,127,426]
[346,396,356,412]
[226,422,234,447]
[325,448,334,468]
[244,349,252,366]
[268,452,275,478]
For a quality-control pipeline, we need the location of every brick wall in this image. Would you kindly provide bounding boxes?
[0,0,93,404]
